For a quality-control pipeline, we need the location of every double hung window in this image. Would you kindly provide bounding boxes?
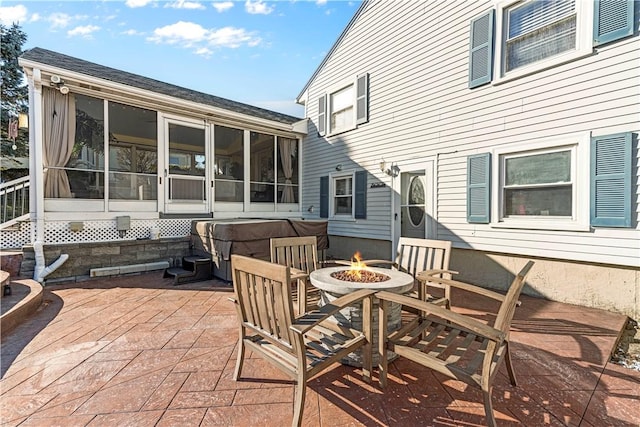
[333,174,353,216]
[492,135,589,230]
[317,73,368,136]
[469,0,634,87]
[330,85,354,134]
[504,0,577,72]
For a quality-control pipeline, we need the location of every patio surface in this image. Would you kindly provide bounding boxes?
[1,271,639,426]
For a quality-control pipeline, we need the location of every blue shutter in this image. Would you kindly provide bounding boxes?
[467,153,491,223]
[469,10,495,89]
[590,133,632,227]
[594,0,634,46]
[356,73,369,125]
[354,170,367,219]
[320,175,329,218]
[317,95,326,136]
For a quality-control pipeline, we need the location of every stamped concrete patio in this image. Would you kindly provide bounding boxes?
[1,271,639,426]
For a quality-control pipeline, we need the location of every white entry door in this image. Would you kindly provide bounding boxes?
[163,118,209,213]
[393,161,435,242]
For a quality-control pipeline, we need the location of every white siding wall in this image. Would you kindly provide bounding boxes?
[302,0,640,267]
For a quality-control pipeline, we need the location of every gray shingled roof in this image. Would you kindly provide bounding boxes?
[20,47,301,124]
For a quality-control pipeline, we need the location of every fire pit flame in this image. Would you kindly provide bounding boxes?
[330,252,390,283]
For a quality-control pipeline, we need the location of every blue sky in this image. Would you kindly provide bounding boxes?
[0,0,362,117]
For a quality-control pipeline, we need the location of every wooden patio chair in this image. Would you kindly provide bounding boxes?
[376,260,535,427]
[349,237,455,308]
[270,236,320,314]
[230,254,374,427]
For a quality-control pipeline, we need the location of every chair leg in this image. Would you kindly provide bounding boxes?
[504,341,518,386]
[378,299,389,388]
[483,387,497,427]
[233,337,245,381]
[292,378,306,427]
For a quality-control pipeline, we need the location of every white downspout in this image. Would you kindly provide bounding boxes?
[31,68,45,243]
[28,69,69,283]
[33,240,68,283]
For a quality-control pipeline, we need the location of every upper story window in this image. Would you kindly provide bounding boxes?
[468,0,635,88]
[330,85,355,134]
[504,0,577,73]
[317,73,369,137]
[497,0,591,81]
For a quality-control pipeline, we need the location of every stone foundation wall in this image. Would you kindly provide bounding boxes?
[20,237,191,284]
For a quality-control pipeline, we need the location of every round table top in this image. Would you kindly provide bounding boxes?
[310,266,414,296]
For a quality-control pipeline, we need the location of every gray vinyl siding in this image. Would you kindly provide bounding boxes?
[301,0,640,267]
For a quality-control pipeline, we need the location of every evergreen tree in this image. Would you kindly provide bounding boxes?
[1,22,29,179]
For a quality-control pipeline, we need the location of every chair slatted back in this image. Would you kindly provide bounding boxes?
[494,260,535,334]
[396,237,452,278]
[231,255,296,350]
[271,236,318,274]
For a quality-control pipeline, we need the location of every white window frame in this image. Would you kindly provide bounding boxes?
[493,0,594,84]
[327,79,357,136]
[330,171,355,219]
[491,133,590,231]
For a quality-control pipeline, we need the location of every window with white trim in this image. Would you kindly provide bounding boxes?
[469,0,635,88]
[332,172,354,217]
[496,0,591,80]
[317,73,369,136]
[492,134,589,230]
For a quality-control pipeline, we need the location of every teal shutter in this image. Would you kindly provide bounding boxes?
[354,170,367,219]
[356,73,369,125]
[468,10,495,89]
[594,0,634,46]
[590,133,632,227]
[320,176,329,218]
[467,153,491,223]
[318,95,326,136]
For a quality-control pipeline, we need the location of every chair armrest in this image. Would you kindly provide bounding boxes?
[290,289,375,335]
[416,272,506,302]
[289,268,308,281]
[375,290,505,343]
[417,269,458,278]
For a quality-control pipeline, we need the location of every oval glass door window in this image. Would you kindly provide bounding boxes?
[408,176,425,227]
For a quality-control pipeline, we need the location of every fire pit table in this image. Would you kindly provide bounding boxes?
[309,266,414,367]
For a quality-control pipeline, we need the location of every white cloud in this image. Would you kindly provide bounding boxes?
[165,1,205,10]
[316,0,327,5]
[48,12,72,29]
[30,13,41,23]
[212,2,234,13]
[208,26,260,48]
[194,47,213,57]
[125,0,154,8]
[148,21,209,46]
[0,5,28,25]
[67,25,100,39]
[148,21,261,50]
[245,0,273,15]
[122,29,144,36]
